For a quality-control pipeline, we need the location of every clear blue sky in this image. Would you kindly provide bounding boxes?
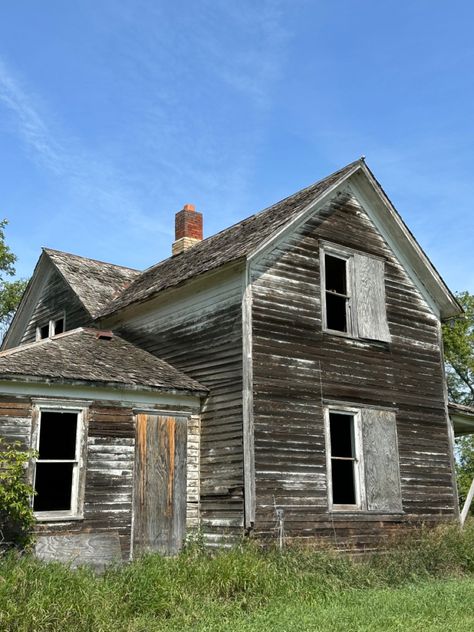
[1,1,473,292]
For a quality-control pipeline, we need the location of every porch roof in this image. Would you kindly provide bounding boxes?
[448,402,474,436]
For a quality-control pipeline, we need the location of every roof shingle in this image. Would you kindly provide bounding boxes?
[44,248,140,318]
[0,328,206,394]
[98,160,361,317]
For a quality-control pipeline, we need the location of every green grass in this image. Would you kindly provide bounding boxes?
[1,521,474,632]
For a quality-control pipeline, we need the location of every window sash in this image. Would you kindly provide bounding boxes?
[325,408,363,511]
[321,249,354,336]
[32,407,85,519]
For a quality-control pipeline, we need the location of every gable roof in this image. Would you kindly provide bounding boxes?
[98,160,361,317]
[0,328,206,394]
[98,159,461,320]
[43,248,140,318]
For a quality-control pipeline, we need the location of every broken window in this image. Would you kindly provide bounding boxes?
[328,411,359,507]
[324,254,350,333]
[321,244,391,342]
[325,406,403,513]
[33,408,84,517]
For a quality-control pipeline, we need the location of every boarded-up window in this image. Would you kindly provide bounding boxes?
[361,409,402,512]
[353,254,391,342]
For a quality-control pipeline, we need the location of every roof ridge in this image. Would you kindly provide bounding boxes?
[118,159,363,283]
[43,247,141,272]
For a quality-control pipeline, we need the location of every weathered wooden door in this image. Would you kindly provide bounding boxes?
[133,414,187,555]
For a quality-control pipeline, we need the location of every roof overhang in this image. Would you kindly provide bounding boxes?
[0,377,205,408]
[449,403,474,436]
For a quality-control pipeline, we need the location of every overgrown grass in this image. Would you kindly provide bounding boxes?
[1,521,473,631]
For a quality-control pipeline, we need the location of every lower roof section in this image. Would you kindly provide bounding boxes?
[0,328,207,396]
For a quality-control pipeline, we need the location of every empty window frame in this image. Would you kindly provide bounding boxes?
[32,407,85,518]
[325,408,363,510]
[322,252,352,334]
[36,314,66,341]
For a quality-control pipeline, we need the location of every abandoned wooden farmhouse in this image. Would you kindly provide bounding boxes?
[1,158,472,565]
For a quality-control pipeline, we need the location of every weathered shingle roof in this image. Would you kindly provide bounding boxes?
[44,248,140,318]
[98,160,361,317]
[0,328,206,394]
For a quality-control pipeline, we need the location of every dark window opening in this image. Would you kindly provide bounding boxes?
[33,463,74,511]
[325,255,347,294]
[38,412,77,460]
[33,411,78,513]
[53,318,64,335]
[326,294,347,332]
[329,412,357,506]
[324,254,349,332]
[39,324,49,339]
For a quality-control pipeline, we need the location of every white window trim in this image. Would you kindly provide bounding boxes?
[320,245,355,337]
[31,401,88,521]
[324,405,366,512]
[320,241,389,342]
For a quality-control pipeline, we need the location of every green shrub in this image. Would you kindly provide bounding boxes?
[0,437,36,549]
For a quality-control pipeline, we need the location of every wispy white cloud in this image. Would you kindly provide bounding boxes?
[0,56,168,238]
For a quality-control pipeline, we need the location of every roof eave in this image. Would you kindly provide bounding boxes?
[0,373,208,397]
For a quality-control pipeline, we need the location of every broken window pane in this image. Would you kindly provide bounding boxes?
[331,460,356,505]
[38,412,77,460]
[325,254,347,294]
[326,294,347,331]
[34,463,74,511]
[39,324,49,339]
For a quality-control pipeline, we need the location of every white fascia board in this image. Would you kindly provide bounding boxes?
[350,167,461,320]
[248,163,362,265]
[1,254,53,350]
[0,379,201,409]
[248,163,460,320]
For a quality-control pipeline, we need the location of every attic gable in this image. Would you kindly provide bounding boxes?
[2,249,140,350]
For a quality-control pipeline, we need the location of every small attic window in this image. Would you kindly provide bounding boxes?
[36,314,66,340]
[38,324,50,340]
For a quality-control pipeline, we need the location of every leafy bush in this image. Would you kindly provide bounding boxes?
[0,437,36,549]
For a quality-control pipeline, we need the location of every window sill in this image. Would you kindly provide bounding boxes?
[323,329,390,347]
[329,510,405,516]
[35,512,84,522]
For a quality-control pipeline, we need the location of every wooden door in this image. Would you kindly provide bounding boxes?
[133,414,187,555]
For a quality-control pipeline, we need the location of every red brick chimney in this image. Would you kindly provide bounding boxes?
[172,203,203,256]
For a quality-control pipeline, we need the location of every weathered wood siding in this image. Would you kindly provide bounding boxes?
[0,395,201,561]
[21,269,91,344]
[250,190,456,547]
[116,267,245,545]
[0,396,32,447]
